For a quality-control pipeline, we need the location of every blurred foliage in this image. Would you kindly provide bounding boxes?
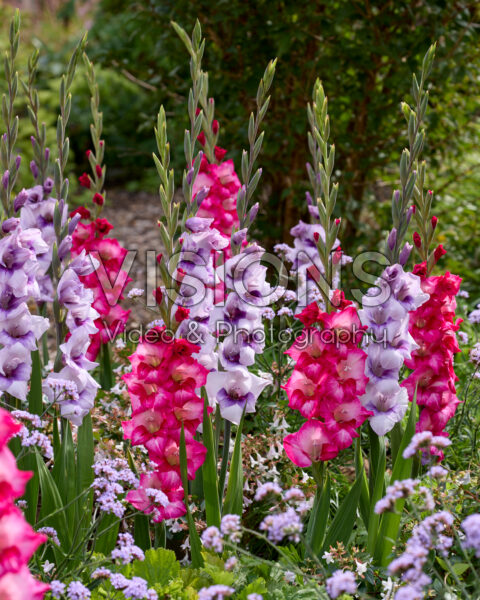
[0,1,479,289]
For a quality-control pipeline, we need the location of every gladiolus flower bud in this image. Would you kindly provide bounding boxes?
[93,193,104,206]
[79,172,91,189]
[333,246,343,265]
[2,171,9,190]
[154,287,163,305]
[248,202,259,224]
[335,218,341,226]
[431,216,438,229]
[413,232,422,248]
[387,228,397,251]
[156,253,163,264]
[434,244,446,262]
[95,165,103,178]
[70,206,91,220]
[58,236,73,261]
[313,232,320,243]
[86,150,91,158]
[399,242,413,266]
[2,217,19,233]
[68,213,82,234]
[30,160,38,179]
[175,306,190,323]
[212,119,219,134]
[15,155,21,170]
[44,177,54,194]
[411,205,416,213]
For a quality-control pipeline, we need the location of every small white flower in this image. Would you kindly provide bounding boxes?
[355,559,368,575]
[42,560,55,574]
[322,551,334,564]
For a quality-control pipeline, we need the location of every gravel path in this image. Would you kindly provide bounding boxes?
[102,189,163,328]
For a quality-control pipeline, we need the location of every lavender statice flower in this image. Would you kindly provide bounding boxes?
[375,479,420,514]
[389,511,453,599]
[92,567,111,579]
[91,458,138,517]
[468,307,480,324]
[127,287,145,299]
[13,424,53,460]
[469,342,480,365]
[111,574,157,600]
[325,570,357,599]
[224,556,238,571]
[201,526,223,552]
[198,585,235,600]
[402,431,451,459]
[359,264,429,435]
[37,526,60,546]
[461,513,480,557]
[427,465,448,479]
[50,580,66,599]
[254,481,282,501]
[66,580,91,600]
[247,595,263,600]
[458,331,468,345]
[111,532,145,564]
[220,514,242,543]
[260,507,303,544]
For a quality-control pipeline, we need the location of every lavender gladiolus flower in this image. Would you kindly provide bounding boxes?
[360,264,429,435]
[206,367,270,424]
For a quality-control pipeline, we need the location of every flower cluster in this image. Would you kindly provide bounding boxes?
[0,220,49,400]
[91,458,139,517]
[359,264,429,436]
[283,301,371,466]
[276,220,350,308]
[71,216,131,360]
[461,513,480,558]
[122,329,208,522]
[0,408,49,599]
[389,511,453,599]
[402,264,462,441]
[193,148,240,242]
[42,253,100,425]
[205,243,274,424]
[17,179,65,301]
[325,570,357,599]
[11,410,53,459]
[175,216,229,371]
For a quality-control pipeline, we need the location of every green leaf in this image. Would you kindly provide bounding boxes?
[306,471,330,555]
[223,411,245,516]
[52,420,76,527]
[134,514,152,551]
[201,392,221,527]
[374,393,417,565]
[437,557,470,576]
[35,451,70,546]
[18,449,38,525]
[132,548,180,587]
[27,350,43,415]
[180,423,204,568]
[76,414,94,537]
[94,512,120,555]
[100,342,114,390]
[355,437,370,529]
[322,467,364,553]
[367,435,386,555]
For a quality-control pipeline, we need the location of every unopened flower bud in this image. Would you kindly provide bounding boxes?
[248,202,259,224]
[413,232,422,248]
[406,206,414,226]
[58,236,72,261]
[335,218,341,226]
[305,191,313,206]
[93,193,104,206]
[95,164,103,178]
[195,186,209,207]
[399,242,413,266]
[187,167,195,185]
[13,190,28,212]
[30,160,39,179]
[232,228,248,246]
[313,232,320,243]
[68,213,82,234]
[2,171,9,190]
[387,228,397,251]
[434,244,446,263]
[156,253,163,264]
[45,148,50,161]
[43,177,54,195]
[153,287,163,305]
[2,217,19,233]
[431,215,438,230]
[15,156,21,171]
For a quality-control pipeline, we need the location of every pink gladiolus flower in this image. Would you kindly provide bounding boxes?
[283,303,371,466]
[71,217,131,359]
[402,263,462,451]
[0,408,48,597]
[284,420,338,466]
[122,329,209,522]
